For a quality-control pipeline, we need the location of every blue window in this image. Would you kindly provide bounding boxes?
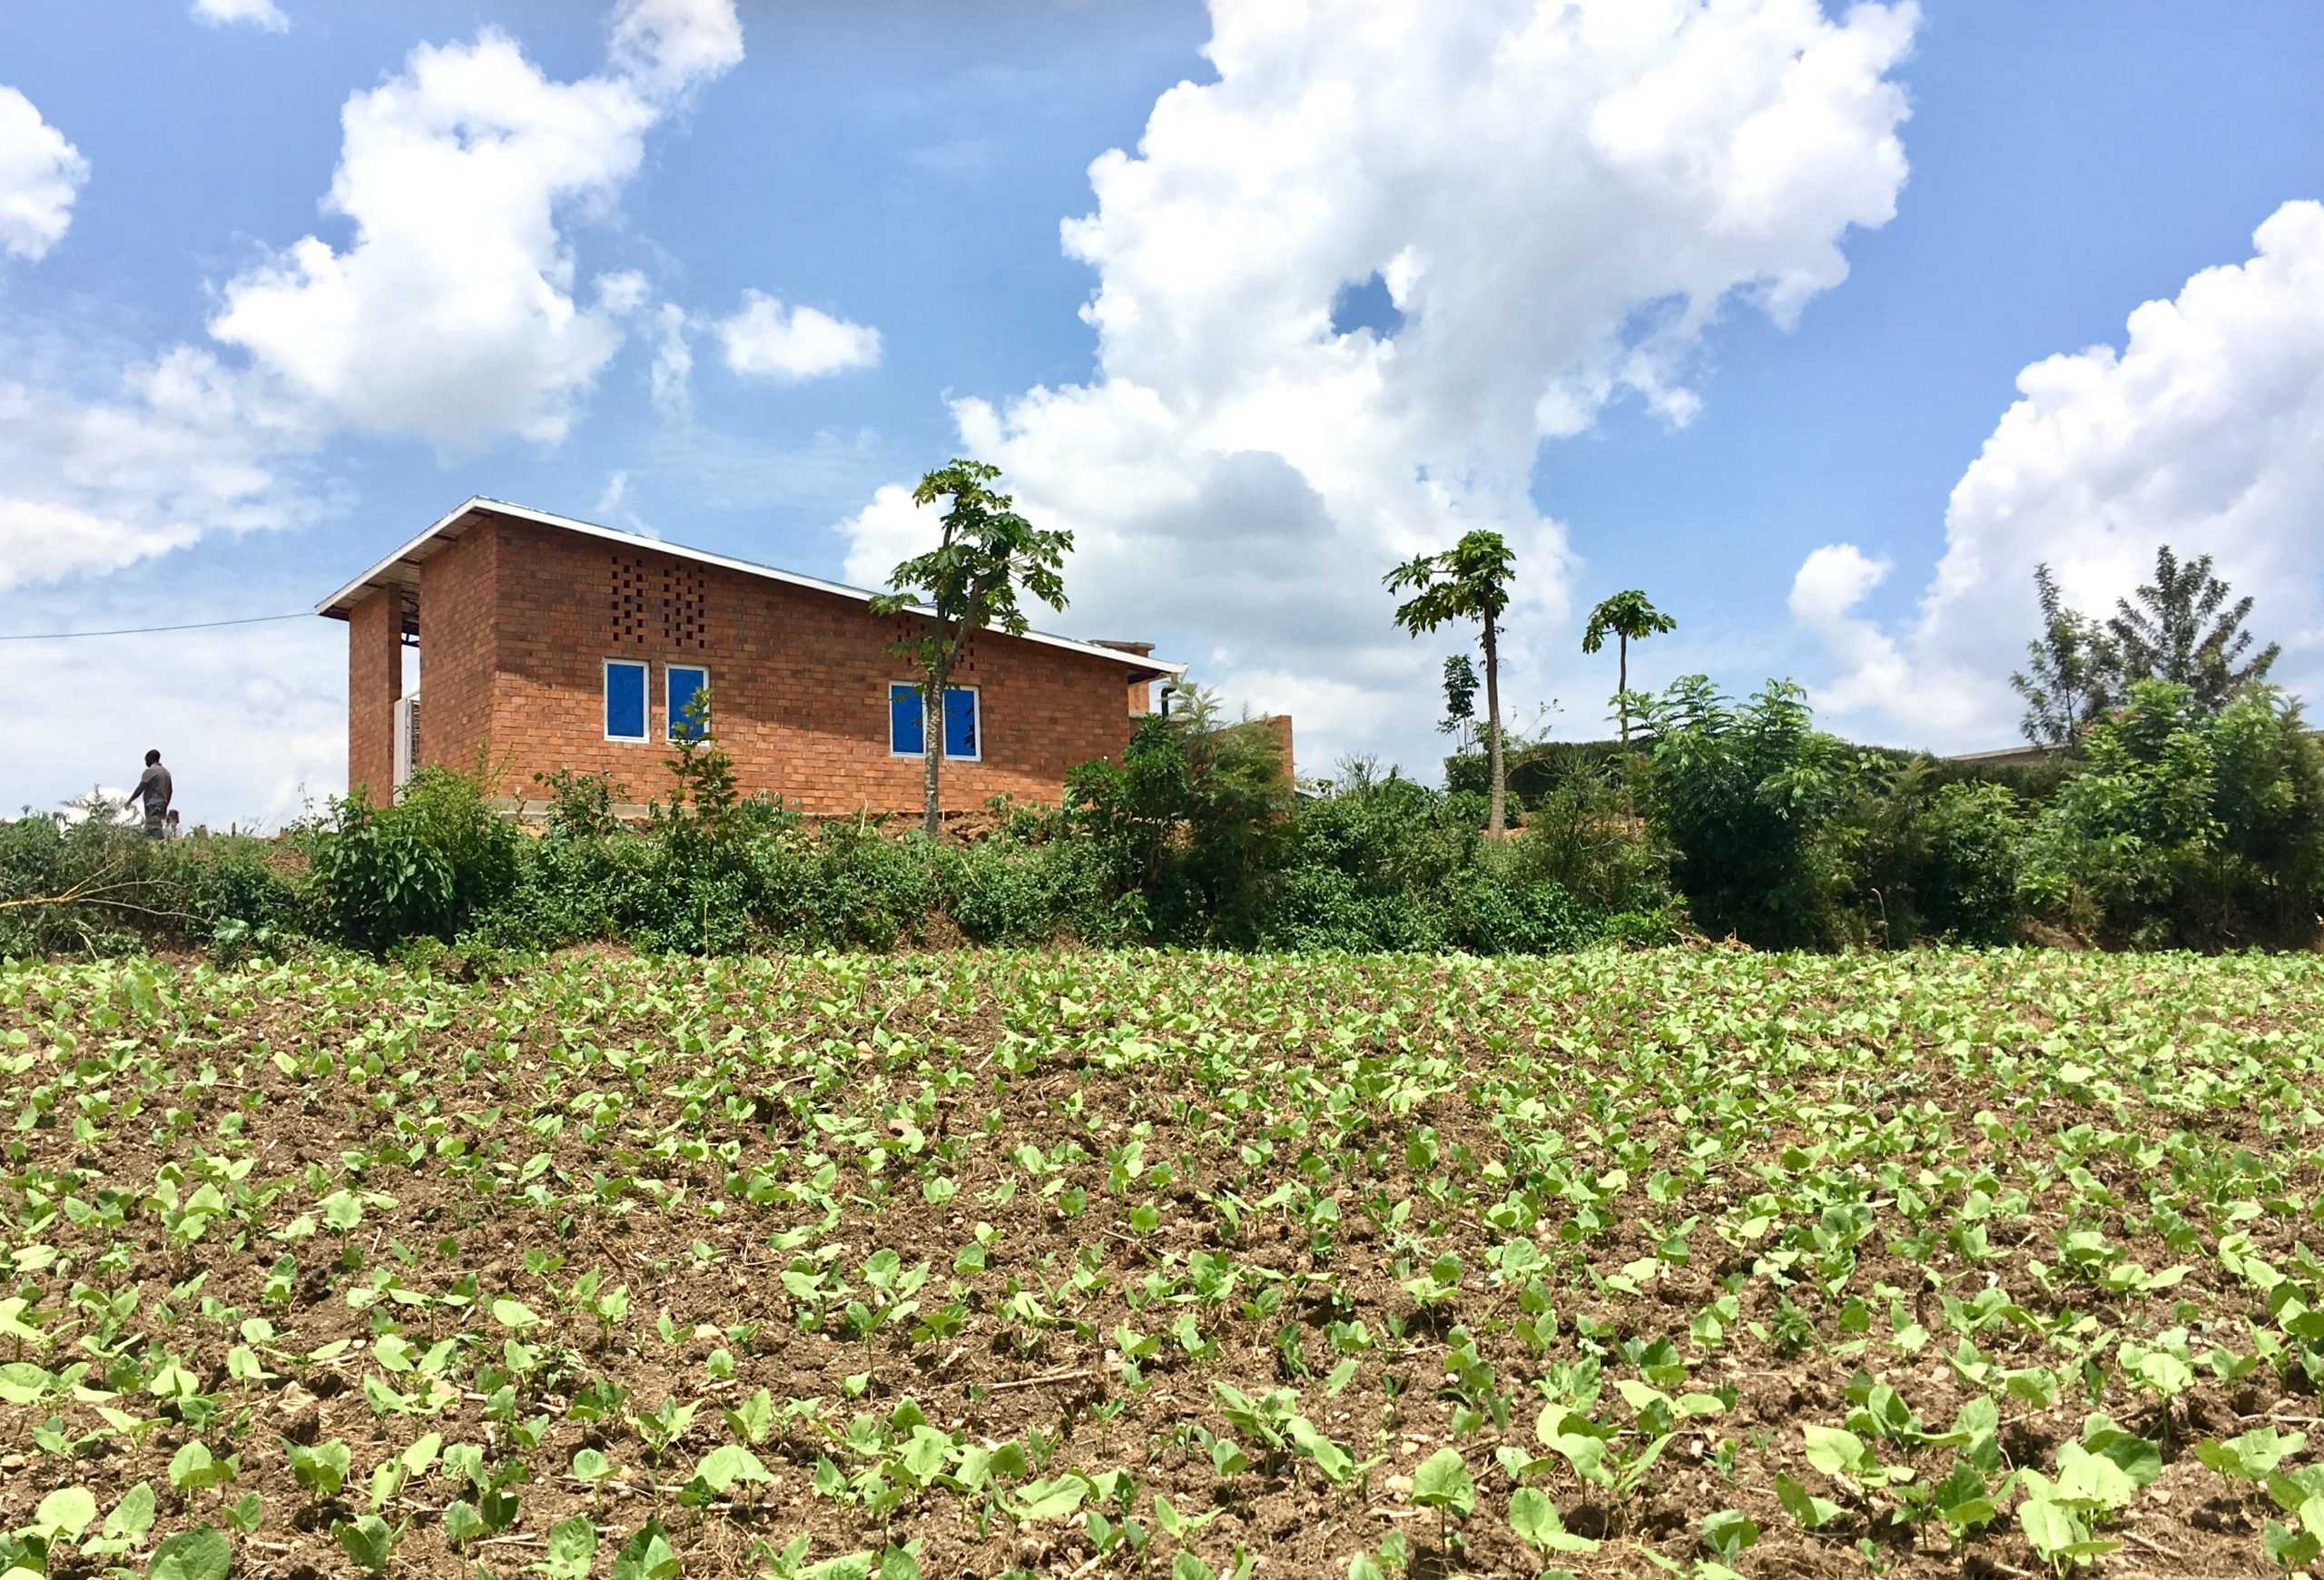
[890,683,981,759]
[890,684,922,756]
[666,665,710,741]
[605,659,647,741]
[943,685,979,760]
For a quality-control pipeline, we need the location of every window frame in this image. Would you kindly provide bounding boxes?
[665,663,711,743]
[603,657,650,744]
[941,681,982,763]
[888,680,983,762]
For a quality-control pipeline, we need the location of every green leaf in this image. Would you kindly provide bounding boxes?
[1006,1475,1088,1523]
[1508,1486,1598,1554]
[724,1387,774,1446]
[168,1441,233,1494]
[491,1298,542,1328]
[2080,1420,2163,1489]
[1773,1471,1839,1531]
[287,1438,351,1496]
[28,1486,97,1542]
[2265,1517,2324,1570]
[334,1514,397,1574]
[1802,1424,1866,1478]
[2054,1442,2137,1512]
[0,1362,51,1406]
[1286,1417,1355,1485]
[2195,1426,2306,1484]
[1700,1509,1758,1557]
[147,1526,231,1580]
[613,1520,680,1580]
[542,1514,597,1580]
[1412,1447,1475,1518]
[443,1501,485,1546]
[104,1483,158,1542]
[1933,1463,1997,1532]
[689,1444,773,1495]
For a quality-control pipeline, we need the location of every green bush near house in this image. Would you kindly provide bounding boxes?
[310,765,522,950]
[6,674,2320,962]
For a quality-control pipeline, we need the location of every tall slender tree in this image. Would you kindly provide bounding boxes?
[1385,531,1516,834]
[869,459,1072,836]
[1581,589,1677,745]
[2107,545,2279,713]
[2009,562,2118,748]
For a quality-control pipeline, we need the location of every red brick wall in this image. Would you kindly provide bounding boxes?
[480,518,1141,814]
[345,589,400,797]
[418,521,499,777]
[1263,714,1295,781]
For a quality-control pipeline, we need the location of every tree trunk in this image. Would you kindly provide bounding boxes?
[1482,612,1505,836]
[921,670,944,838]
[922,716,941,836]
[1618,632,1629,746]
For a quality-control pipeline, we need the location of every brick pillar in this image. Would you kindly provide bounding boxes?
[1265,714,1295,783]
[347,589,400,797]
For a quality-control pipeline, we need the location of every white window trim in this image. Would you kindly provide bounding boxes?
[888,680,983,762]
[665,663,711,742]
[604,657,649,743]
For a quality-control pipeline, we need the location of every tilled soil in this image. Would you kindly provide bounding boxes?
[0,947,2320,1579]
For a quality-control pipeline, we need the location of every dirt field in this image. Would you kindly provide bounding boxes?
[2,947,2321,1579]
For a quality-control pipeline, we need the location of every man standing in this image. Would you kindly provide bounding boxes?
[135,749,172,838]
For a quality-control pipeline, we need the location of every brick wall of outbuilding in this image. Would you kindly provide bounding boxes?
[345,589,399,798]
[481,518,1145,815]
[416,521,499,779]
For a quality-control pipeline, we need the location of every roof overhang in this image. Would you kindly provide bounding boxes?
[314,496,1187,678]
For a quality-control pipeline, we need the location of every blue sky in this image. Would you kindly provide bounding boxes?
[2,0,2319,824]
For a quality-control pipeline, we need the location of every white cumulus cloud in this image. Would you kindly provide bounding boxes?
[192,0,290,33]
[1794,199,2324,748]
[0,86,89,262]
[715,291,882,381]
[837,0,1919,773]
[0,343,327,594]
[207,0,743,447]
[608,0,743,104]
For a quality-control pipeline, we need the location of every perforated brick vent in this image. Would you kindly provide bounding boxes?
[611,554,651,644]
[666,563,708,649]
[611,555,709,647]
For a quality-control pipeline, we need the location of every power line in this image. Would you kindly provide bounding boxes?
[0,611,311,642]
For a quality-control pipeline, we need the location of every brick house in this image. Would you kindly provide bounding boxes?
[316,497,1194,817]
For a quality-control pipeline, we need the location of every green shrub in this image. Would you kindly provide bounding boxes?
[2018,681,2324,946]
[1634,676,1853,948]
[1068,695,1291,943]
[532,767,628,839]
[1914,781,2029,943]
[0,810,311,959]
[0,811,174,956]
[940,838,1079,945]
[312,766,521,950]
[772,821,939,950]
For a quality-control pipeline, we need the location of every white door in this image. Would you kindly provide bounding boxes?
[393,693,420,795]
